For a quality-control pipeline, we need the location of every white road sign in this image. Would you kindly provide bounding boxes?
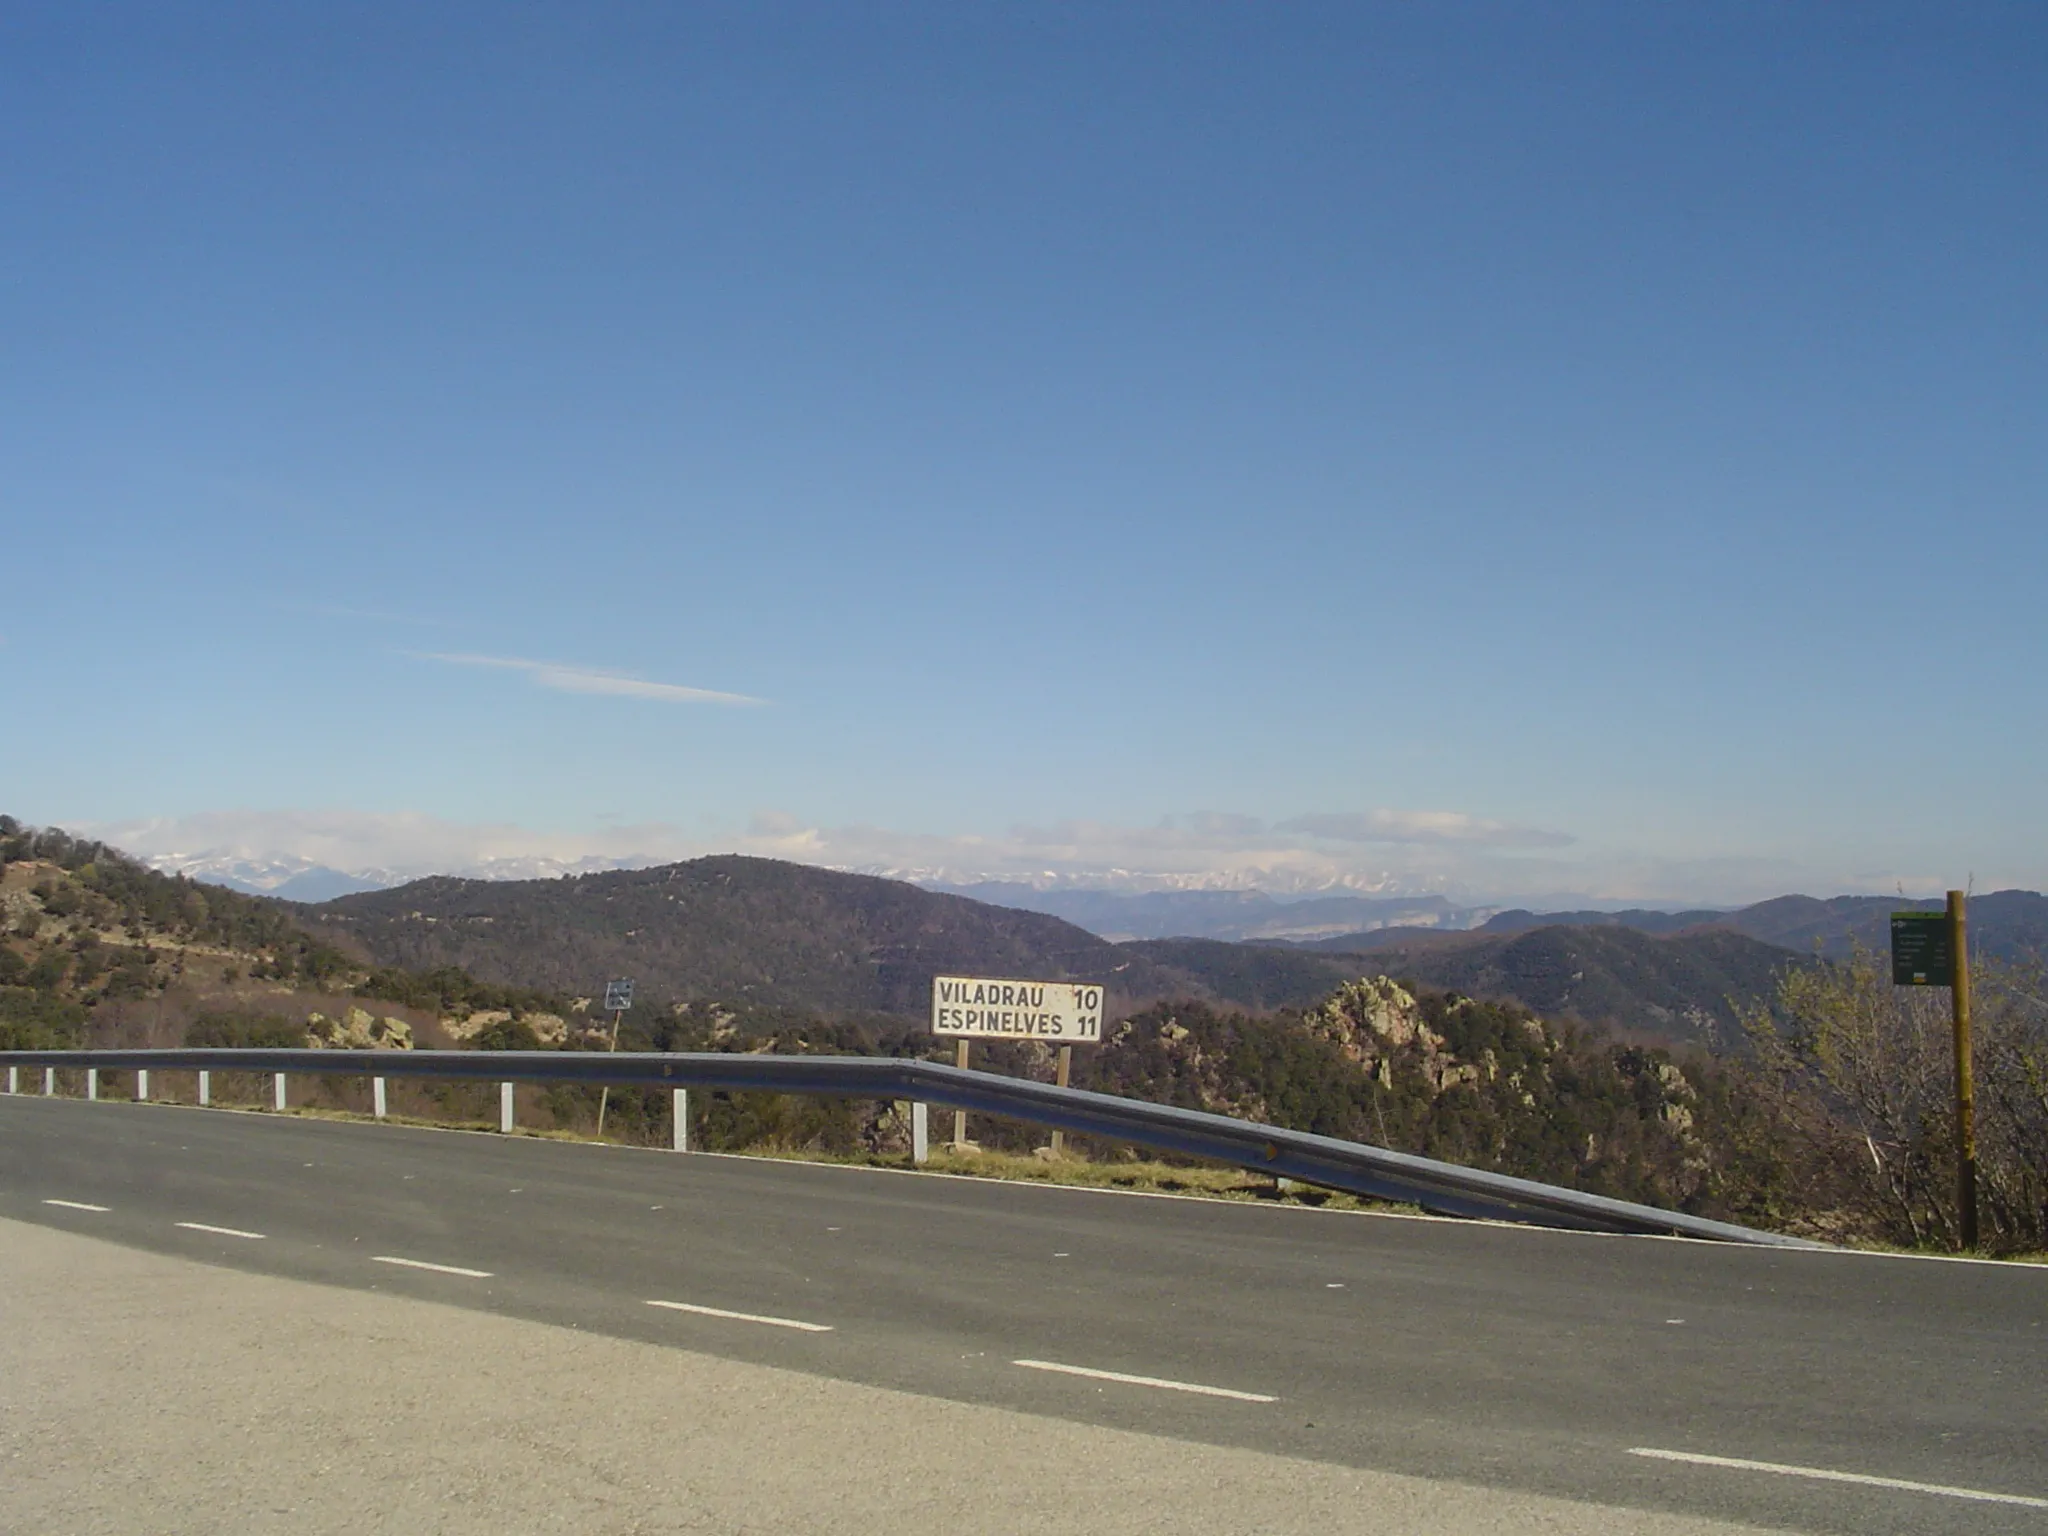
[931,976,1104,1042]
[603,978,635,1012]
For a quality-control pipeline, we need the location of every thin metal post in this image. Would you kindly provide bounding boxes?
[1049,1044,1073,1157]
[136,1069,149,1102]
[500,1081,515,1134]
[372,1076,386,1119]
[1949,890,1978,1250]
[952,1038,970,1148]
[672,1088,688,1152]
[198,1070,211,1106]
[595,1006,625,1135]
[87,1068,98,1101]
[273,1073,287,1112]
[911,1100,928,1165]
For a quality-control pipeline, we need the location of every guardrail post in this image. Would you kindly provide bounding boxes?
[5,1066,15,1095]
[912,1101,929,1165]
[44,1067,55,1096]
[273,1073,287,1111]
[373,1076,387,1119]
[500,1082,514,1134]
[198,1070,211,1106]
[137,1069,150,1102]
[672,1088,689,1152]
[87,1068,99,1101]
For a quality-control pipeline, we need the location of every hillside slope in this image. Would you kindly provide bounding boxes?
[299,857,1814,1045]
[0,817,564,1051]
[1283,925,1809,1048]
[938,885,1484,942]
[301,857,1201,1016]
[1468,893,2048,962]
[1116,938,1361,1012]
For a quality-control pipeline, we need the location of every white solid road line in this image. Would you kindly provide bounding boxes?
[1628,1448,2048,1510]
[370,1256,494,1278]
[645,1299,834,1333]
[43,1199,110,1212]
[1012,1359,1277,1403]
[176,1221,266,1240]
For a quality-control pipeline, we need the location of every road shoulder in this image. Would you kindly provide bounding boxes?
[0,1216,1794,1536]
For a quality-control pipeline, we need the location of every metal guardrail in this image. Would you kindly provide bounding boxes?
[0,1048,1822,1248]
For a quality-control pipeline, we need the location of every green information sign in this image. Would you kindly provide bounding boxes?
[1891,912,1953,986]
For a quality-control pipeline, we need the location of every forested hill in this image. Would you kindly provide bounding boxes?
[303,856,1811,1045]
[1137,925,1812,1048]
[1329,891,2048,964]
[1324,925,1809,1049]
[300,856,1202,1016]
[0,816,562,1052]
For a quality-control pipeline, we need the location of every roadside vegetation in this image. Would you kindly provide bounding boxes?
[4,815,2042,1257]
[1738,950,2048,1254]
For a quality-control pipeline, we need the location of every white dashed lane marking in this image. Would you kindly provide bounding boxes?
[1628,1448,2048,1510]
[645,1300,833,1333]
[43,1199,110,1212]
[176,1221,266,1240]
[370,1256,493,1278]
[1012,1359,1277,1403]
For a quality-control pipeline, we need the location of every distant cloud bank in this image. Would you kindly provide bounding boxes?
[56,803,1898,908]
[1274,810,1573,849]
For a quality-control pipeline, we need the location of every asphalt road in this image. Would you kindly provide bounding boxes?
[3,1093,2043,1535]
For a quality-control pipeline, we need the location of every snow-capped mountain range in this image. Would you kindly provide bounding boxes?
[144,852,652,902]
[143,849,1439,910]
[142,850,1481,941]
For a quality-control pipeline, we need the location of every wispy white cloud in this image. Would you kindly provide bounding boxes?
[416,652,763,706]
[1275,810,1574,849]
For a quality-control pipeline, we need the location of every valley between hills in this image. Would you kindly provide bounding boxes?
[5,815,2045,1255]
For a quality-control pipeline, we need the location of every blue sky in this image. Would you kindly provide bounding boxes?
[4,3,2044,902]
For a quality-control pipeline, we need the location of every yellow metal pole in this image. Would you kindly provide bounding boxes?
[1948,890,1977,1250]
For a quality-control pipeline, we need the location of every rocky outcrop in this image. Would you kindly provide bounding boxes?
[305,1007,413,1050]
[1302,977,1525,1098]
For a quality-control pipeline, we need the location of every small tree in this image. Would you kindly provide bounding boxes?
[1741,948,2048,1252]
[1974,965,2048,1248]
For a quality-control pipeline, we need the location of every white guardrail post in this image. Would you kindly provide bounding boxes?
[672,1088,688,1152]
[912,1101,929,1165]
[373,1076,386,1119]
[500,1082,514,1134]
[44,1067,55,1096]
[273,1073,287,1111]
[5,1065,15,1094]
[0,1048,1824,1246]
[137,1068,149,1101]
[198,1069,211,1106]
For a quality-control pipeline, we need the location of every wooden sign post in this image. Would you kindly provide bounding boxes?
[953,1037,971,1148]
[1049,1043,1074,1157]
[1947,891,1977,1250]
